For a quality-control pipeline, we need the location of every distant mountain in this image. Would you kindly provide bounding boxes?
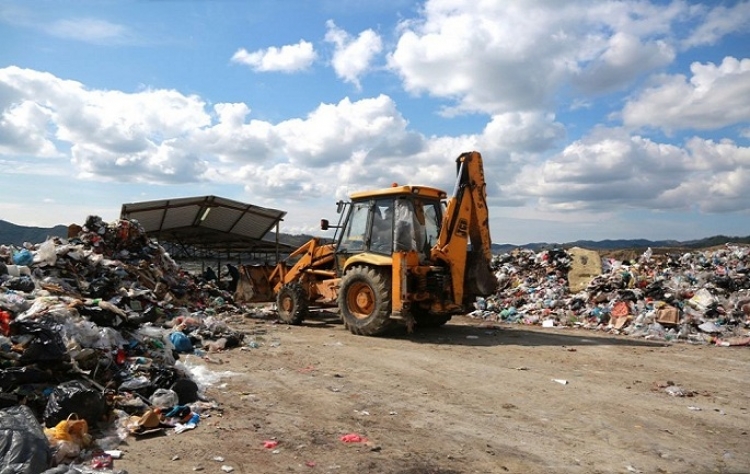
[1,219,748,252]
[491,235,750,254]
[0,220,69,246]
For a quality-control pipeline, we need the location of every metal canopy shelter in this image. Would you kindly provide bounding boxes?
[120,195,294,258]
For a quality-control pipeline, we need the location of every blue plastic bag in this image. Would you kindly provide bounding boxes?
[169,332,193,353]
[12,249,33,266]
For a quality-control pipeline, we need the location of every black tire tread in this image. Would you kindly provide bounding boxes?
[276,282,308,325]
[338,266,393,336]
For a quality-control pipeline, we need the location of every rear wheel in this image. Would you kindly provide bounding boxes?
[276,283,308,325]
[338,266,393,336]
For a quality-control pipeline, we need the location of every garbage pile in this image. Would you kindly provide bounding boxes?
[0,216,249,473]
[474,245,750,346]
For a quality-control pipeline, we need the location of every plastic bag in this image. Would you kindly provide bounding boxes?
[2,276,35,292]
[34,240,58,266]
[12,248,33,266]
[44,415,92,464]
[43,381,107,428]
[169,331,193,353]
[149,388,179,408]
[0,405,51,474]
[10,319,67,363]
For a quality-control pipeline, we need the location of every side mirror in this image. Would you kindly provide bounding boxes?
[320,219,329,231]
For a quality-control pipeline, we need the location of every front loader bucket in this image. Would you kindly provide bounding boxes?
[235,264,279,303]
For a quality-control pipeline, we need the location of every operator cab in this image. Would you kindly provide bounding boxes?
[335,185,446,260]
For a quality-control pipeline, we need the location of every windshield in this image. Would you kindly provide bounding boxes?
[337,201,369,253]
[338,195,442,259]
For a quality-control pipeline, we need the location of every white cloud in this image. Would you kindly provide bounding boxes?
[324,20,383,88]
[683,1,750,48]
[386,1,750,116]
[0,67,426,198]
[505,128,750,214]
[0,66,212,183]
[0,100,59,157]
[47,17,135,44]
[275,95,416,167]
[622,56,750,131]
[2,62,748,237]
[231,40,317,73]
[574,32,675,93]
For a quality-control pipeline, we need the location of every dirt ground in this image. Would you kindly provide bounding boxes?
[114,312,750,474]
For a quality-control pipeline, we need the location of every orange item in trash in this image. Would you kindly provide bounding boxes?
[340,433,367,443]
[611,301,629,318]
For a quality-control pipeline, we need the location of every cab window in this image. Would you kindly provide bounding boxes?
[338,202,369,253]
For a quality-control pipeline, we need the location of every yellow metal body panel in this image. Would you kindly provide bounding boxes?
[350,185,446,201]
[430,151,494,305]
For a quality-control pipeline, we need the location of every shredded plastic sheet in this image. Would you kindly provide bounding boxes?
[177,355,240,390]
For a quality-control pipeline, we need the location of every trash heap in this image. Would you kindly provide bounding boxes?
[0,216,249,473]
[473,245,750,346]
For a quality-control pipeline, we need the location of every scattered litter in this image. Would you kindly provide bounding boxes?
[664,386,690,397]
[263,440,279,449]
[469,245,750,346]
[221,465,234,472]
[688,406,702,411]
[552,379,568,385]
[340,433,368,443]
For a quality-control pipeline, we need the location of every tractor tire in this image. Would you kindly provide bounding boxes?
[276,283,308,325]
[338,266,393,336]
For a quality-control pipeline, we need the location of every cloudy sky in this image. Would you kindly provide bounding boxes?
[1,0,749,245]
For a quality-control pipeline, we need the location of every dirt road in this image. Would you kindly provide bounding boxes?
[116,313,750,474]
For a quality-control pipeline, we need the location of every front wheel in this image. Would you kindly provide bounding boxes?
[338,266,393,336]
[276,283,308,325]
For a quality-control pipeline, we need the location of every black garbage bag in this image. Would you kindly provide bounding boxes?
[86,277,116,299]
[43,380,107,429]
[2,276,35,292]
[9,319,68,363]
[149,366,181,392]
[0,366,55,392]
[0,405,51,474]
[77,305,123,328]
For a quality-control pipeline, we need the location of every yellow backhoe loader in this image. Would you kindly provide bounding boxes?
[240,151,497,336]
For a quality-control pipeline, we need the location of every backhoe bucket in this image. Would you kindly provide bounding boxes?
[464,250,498,302]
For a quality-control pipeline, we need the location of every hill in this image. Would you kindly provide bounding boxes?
[0,220,69,247]
[1,219,748,252]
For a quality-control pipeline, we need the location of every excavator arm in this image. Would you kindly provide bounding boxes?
[430,151,497,305]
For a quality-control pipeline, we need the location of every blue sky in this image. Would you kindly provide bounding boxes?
[1,0,749,245]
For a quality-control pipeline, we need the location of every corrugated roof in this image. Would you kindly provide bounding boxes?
[120,195,290,254]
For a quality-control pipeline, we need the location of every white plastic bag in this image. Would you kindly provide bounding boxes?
[34,240,57,266]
